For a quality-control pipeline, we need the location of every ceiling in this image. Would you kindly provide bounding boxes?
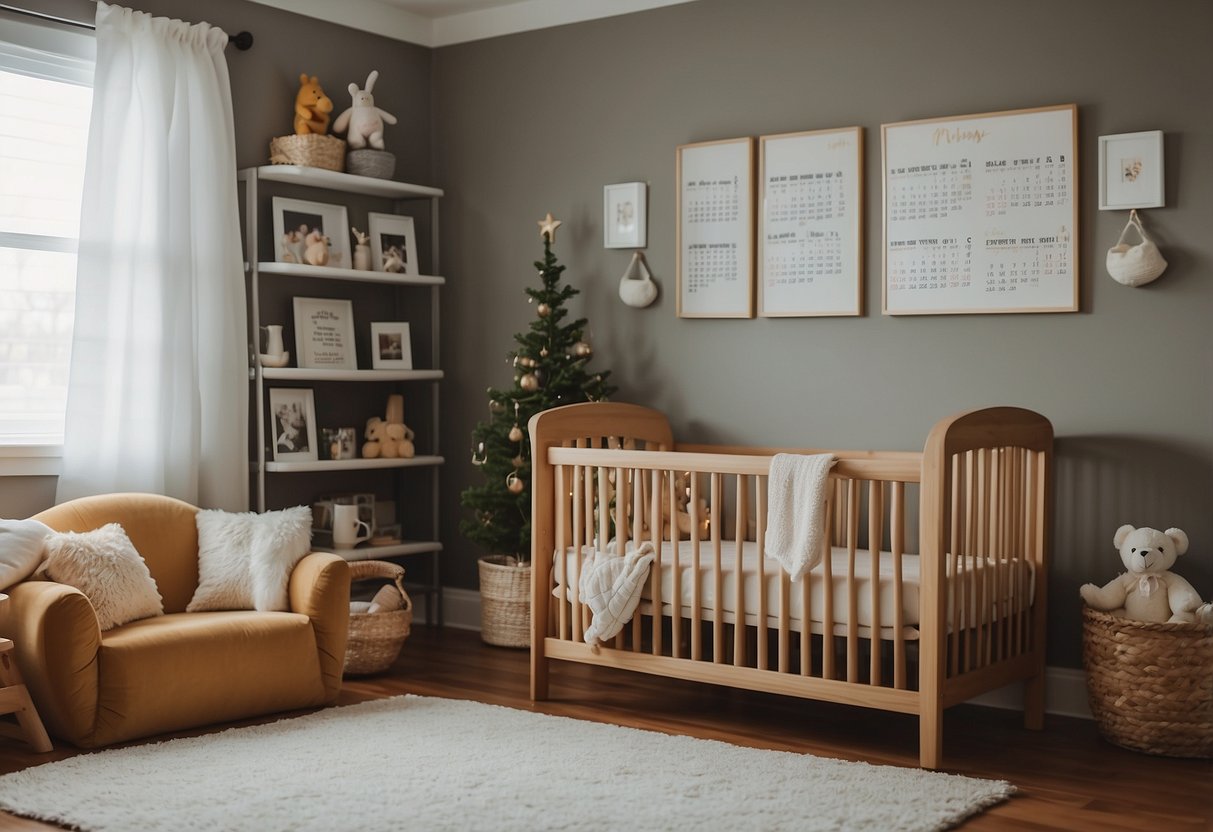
[247,0,699,48]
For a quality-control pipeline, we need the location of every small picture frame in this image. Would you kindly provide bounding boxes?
[1098,131,1164,210]
[603,182,647,248]
[272,197,350,269]
[368,212,419,275]
[269,387,318,462]
[370,321,412,369]
[293,297,357,370]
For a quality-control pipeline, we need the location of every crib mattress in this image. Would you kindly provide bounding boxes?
[555,541,1035,640]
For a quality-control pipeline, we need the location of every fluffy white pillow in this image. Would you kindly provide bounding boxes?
[41,524,164,631]
[0,518,52,591]
[187,506,312,612]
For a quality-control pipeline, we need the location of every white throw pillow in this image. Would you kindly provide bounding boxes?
[187,506,312,612]
[41,524,164,631]
[0,518,52,591]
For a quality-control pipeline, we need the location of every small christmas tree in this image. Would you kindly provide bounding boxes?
[460,213,616,561]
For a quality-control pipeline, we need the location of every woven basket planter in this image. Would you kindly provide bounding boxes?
[268,133,345,171]
[478,555,530,648]
[344,560,413,675]
[1082,605,1213,758]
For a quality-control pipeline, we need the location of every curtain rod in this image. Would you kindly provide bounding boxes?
[0,3,254,49]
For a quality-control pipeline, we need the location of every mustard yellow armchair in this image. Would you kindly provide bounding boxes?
[0,493,350,749]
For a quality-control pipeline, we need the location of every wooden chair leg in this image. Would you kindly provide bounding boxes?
[0,643,53,753]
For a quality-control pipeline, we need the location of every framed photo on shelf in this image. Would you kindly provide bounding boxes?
[269,387,318,462]
[293,297,357,370]
[369,321,413,369]
[271,197,350,269]
[1098,130,1164,210]
[368,212,419,275]
[676,137,756,318]
[603,182,647,248]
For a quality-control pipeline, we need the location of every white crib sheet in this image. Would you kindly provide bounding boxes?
[554,541,1035,640]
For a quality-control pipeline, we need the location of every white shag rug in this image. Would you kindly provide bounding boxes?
[0,696,1013,831]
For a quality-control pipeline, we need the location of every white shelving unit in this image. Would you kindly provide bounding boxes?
[239,164,445,625]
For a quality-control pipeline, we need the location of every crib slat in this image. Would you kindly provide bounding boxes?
[570,453,585,643]
[891,481,906,690]
[979,448,991,668]
[778,571,791,674]
[650,468,663,656]
[846,478,860,684]
[992,448,1004,664]
[734,474,746,667]
[869,480,883,686]
[949,453,962,678]
[691,474,703,662]
[712,473,724,664]
[556,464,569,641]
[963,449,976,672]
[821,483,836,681]
[1011,447,1023,658]
[756,476,768,671]
[632,467,643,651]
[671,470,683,660]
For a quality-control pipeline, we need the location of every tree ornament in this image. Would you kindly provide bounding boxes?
[537,212,562,243]
[540,347,549,357]
[520,373,539,391]
[506,471,524,494]
[533,367,547,386]
[571,341,592,358]
[512,454,525,467]
[508,424,523,442]
[537,303,551,318]
[488,399,505,414]
[471,441,487,466]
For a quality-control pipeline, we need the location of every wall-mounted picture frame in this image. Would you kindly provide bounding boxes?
[269,387,318,462]
[293,296,357,370]
[367,212,419,275]
[1098,130,1164,210]
[676,137,756,318]
[603,182,647,248]
[882,103,1078,316]
[370,321,413,369]
[759,126,863,317]
[271,197,350,269]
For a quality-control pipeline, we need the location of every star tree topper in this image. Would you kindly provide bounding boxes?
[537,212,562,243]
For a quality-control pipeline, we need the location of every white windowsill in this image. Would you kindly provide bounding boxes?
[0,445,63,477]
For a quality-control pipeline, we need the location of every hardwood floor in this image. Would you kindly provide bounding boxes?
[0,626,1208,830]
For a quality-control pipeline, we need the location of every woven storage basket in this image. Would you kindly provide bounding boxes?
[344,560,412,675]
[268,134,345,171]
[1082,605,1213,758]
[478,555,531,648]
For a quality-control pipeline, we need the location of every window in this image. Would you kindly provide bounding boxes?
[0,13,94,464]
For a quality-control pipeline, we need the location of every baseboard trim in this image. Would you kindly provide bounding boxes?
[419,590,1092,719]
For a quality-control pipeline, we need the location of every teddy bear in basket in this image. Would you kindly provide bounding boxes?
[1080,524,1213,624]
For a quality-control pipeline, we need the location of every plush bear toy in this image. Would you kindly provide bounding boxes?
[360,395,416,460]
[1080,524,1213,624]
[293,74,333,136]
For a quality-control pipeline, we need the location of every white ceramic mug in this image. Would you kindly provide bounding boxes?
[332,503,371,548]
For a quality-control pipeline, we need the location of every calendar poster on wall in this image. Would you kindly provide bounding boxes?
[882,104,1078,315]
[677,137,755,318]
[759,127,863,317]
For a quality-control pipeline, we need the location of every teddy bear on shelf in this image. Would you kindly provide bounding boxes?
[303,228,330,266]
[293,74,334,136]
[332,70,397,150]
[361,394,415,459]
[1080,524,1213,624]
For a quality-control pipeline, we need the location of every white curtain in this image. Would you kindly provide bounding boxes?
[57,3,248,511]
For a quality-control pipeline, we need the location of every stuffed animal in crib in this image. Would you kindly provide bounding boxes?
[638,472,709,541]
[332,70,397,151]
[293,74,333,136]
[1080,524,1213,624]
[303,228,330,266]
[361,394,415,459]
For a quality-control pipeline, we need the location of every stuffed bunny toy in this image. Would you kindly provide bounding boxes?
[333,71,398,150]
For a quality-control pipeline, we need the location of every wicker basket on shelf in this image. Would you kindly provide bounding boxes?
[268,133,345,171]
[478,555,530,648]
[344,560,412,675]
[1082,605,1213,758]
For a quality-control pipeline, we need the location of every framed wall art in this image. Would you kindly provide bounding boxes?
[269,387,318,462]
[882,103,1078,315]
[603,182,647,248]
[271,197,350,269]
[1098,130,1164,210]
[676,137,755,318]
[758,126,863,317]
[293,297,357,370]
[367,212,419,275]
[369,321,412,369]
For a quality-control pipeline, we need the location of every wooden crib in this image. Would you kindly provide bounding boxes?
[527,402,1053,769]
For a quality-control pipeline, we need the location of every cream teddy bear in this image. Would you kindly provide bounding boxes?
[1080,525,1213,624]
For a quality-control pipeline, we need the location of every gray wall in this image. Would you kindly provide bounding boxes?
[433,0,1213,668]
